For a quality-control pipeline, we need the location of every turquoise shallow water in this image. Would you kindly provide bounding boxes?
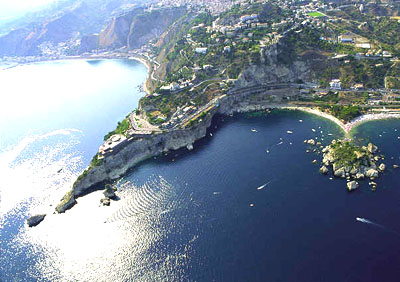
[1,60,400,281]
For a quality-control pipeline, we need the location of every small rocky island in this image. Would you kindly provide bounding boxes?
[26,214,46,227]
[306,139,386,191]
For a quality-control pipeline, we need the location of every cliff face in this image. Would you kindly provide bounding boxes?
[96,7,187,51]
[59,84,299,212]
[127,7,187,50]
[98,8,142,49]
[72,110,215,197]
[234,43,319,89]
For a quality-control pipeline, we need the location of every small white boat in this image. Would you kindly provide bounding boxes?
[299,120,303,123]
[277,141,283,145]
[312,128,316,132]
[286,130,293,134]
[257,181,271,190]
[251,129,257,132]
[210,133,213,137]
[356,217,368,223]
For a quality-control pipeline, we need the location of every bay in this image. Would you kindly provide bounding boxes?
[1,60,400,282]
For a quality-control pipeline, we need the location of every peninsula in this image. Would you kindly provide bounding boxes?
[9,0,394,213]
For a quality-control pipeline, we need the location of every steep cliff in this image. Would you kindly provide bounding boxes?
[95,6,187,51]
[71,109,215,198]
[98,8,143,49]
[233,43,325,89]
[56,84,300,213]
[127,7,187,50]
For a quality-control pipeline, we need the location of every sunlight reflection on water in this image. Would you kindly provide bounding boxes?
[0,129,191,281]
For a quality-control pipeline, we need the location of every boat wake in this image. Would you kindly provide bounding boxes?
[257,181,272,190]
[356,217,400,236]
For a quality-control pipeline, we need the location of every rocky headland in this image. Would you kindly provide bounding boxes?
[54,85,298,213]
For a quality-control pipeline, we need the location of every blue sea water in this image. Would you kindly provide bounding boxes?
[1,60,400,282]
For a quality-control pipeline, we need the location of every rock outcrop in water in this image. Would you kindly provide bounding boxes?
[55,190,76,213]
[312,139,385,191]
[27,214,46,227]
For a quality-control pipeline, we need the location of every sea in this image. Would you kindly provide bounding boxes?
[1,59,400,282]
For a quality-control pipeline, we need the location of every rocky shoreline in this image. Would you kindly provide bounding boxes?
[52,79,399,215]
[54,87,296,214]
[306,138,388,191]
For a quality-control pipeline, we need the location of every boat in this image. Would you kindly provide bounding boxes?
[257,181,271,190]
[286,130,293,134]
[251,129,257,132]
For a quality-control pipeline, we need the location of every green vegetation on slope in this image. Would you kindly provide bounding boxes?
[103,118,130,141]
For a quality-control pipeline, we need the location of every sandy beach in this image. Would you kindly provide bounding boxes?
[284,106,400,136]
[127,55,152,95]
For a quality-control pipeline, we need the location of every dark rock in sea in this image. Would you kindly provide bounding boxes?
[347,181,359,191]
[100,198,111,206]
[319,166,328,174]
[55,190,76,213]
[27,214,46,227]
[103,184,116,199]
[367,143,378,154]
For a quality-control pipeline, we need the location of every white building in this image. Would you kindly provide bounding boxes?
[339,35,354,43]
[329,79,341,90]
[195,47,208,54]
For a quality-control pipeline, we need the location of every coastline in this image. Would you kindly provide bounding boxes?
[285,106,400,136]
[346,112,400,133]
[284,106,347,134]
[55,98,400,213]
[126,55,151,95]
[1,53,153,95]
